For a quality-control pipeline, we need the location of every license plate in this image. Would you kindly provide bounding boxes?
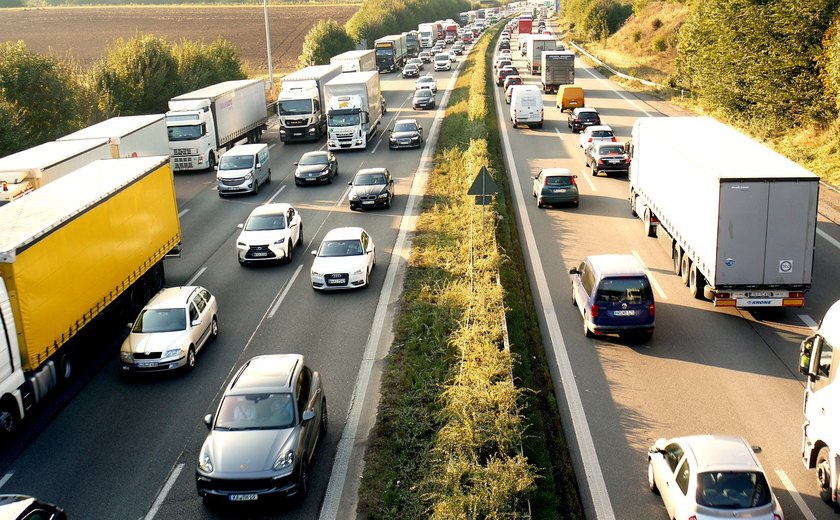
[137,362,158,368]
[362,200,374,205]
[229,494,258,502]
[553,188,567,193]
[613,310,635,316]
[306,177,317,181]
[608,160,620,164]
[251,252,268,257]
[327,278,345,285]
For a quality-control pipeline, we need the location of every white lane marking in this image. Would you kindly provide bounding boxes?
[267,264,303,318]
[0,471,12,489]
[319,52,461,520]
[144,463,184,520]
[370,137,383,154]
[185,266,206,286]
[818,227,840,250]
[177,209,190,218]
[554,127,565,141]
[494,52,616,520]
[268,143,276,152]
[578,169,598,192]
[775,470,818,520]
[631,250,667,300]
[579,63,655,117]
[799,314,819,331]
[266,184,286,204]
[371,88,412,154]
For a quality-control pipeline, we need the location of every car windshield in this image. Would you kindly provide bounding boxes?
[354,173,386,185]
[545,176,573,187]
[219,155,254,170]
[319,239,364,257]
[133,308,186,333]
[328,113,361,127]
[167,125,202,141]
[418,78,433,84]
[598,145,625,155]
[277,98,312,115]
[394,122,417,132]
[215,393,296,431]
[596,277,653,303]
[696,471,773,509]
[299,154,328,166]
[245,214,286,231]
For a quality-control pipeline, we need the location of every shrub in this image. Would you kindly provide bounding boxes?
[651,17,662,30]
[298,19,355,67]
[651,34,668,52]
[633,29,642,42]
[173,39,246,93]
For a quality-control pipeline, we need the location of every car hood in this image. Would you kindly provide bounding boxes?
[237,228,289,246]
[313,255,367,274]
[295,164,328,175]
[206,428,295,474]
[350,184,387,197]
[217,167,252,179]
[122,330,187,354]
[392,131,419,139]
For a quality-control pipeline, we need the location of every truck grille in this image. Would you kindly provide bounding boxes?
[283,118,306,126]
[172,148,191,156]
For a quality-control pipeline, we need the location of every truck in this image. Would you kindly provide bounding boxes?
[444,23,459,42]
[0,139,112,205]
[374,34,408,72]
[628,116,818,307]
[540,50,575,93]
[324,71,383,151]
[418,23,436,48]
[799,301,840,510]
[459,12,469,26]
[525,34,558,75]
[277,64,343,143]
[166,79,267,171]
[330,49,376,73]
[58,114,169,159]
[404,31,420,57]
[0,155,181,437]
[518,16,533,34]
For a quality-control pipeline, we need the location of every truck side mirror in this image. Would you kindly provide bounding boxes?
[800,335,819,377]
[569,267,579,275]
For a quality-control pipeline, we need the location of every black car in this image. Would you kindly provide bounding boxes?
[496,66,518,86]
[567,107,601,133]
[0,495,66,520]
[293,150,338,185]
[389,118,424,149]
[402,63,420,78]
[498,39,511,50]
[348,168,394,210]
[584,141,631,176]
[451,44,464,55]
[412,88,435,109]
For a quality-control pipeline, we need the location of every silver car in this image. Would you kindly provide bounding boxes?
[196,354,327,503]
[235,203,303,265]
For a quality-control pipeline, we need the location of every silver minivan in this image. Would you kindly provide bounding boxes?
[216,143,271,197]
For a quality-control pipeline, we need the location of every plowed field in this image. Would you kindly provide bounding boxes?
[0,5,359,74]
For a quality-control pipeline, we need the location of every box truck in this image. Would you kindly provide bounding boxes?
[374,34,408,72]
[325,71,383,151]
[628,117,818,307]
[541,51,574,93]
[518,16,533,35]
[58,114,169,158]
[330,49,377,73]
[0,156,181,437]
[525,35,558,75]
[166,80,267,171]
[277,64,343,143]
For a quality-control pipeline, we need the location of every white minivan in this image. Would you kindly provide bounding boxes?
[434,53,451,71]
[216,143,271,197]
[510,86,544,128]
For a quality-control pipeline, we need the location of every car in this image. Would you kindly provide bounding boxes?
[119,286,219,373]
[569,254,655,339]
[496,66,519,86]
[447,50,457,62]
[435,39,446,47]
[451,43,464,55]
[501,30,511,39]
[567,107,601,133]
[504,81,534,104]
[584,141,630,176]
[310,227,376,290]
[196,354,327,502]
[348,168,394,210]
[462,33,473,43]
[407,57,424,70]
[498,39,511,50]
[532,168,578,208]
[418,51,432,63]
[579,125,616,149]
[412,88,435,110]
[0,495,66,520]
[499,48,512,59]
[434,52,451,71]
[415,74,438,93]
[293,150,338,185]
[494,58,512,72]
[503,74,524,91]
[402,63,421,78]
[648,435,784,520]
[216,143,271,197]
[444,35,455,44]
[389,118,423,149]
[235,203,303,264]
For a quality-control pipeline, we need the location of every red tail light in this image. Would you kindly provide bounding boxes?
[611,136,616,142]
[570,177,577,185]
[625,157,632,164]
[789,291,805,298]
[587,137,592,143]
[649,302,655,317]
[590,305,600,318]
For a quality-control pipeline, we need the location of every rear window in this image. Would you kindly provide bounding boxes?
[579,112,598,120]
[696,471,773,509]
[598,145,624,154]
[596,277,653,303]
[545,176,573,186]
[592,130,614,138]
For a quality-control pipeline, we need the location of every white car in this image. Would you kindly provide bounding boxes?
[120,286,218,374]
[579,124,616,149]
[499,48,512,59]
[236,203,303,265]
[447,50,457,62]
[311,227,376,291]
[415,74,438,93]
[648,435,784,520]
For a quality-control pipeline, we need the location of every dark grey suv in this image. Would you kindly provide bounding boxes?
[196,354,327,503]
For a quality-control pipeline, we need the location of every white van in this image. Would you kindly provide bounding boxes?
[434,53,451,71]
[216,143,271,197]
[510,86,544,128]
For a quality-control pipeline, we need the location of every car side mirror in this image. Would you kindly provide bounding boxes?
[237,223,244,229]
[293,162,299,166]
[256,162,261,169]
[214,165,219,171]
[191,319,202,327]
[302,409,316,422]
[348,181,353,186]
[311,250,317,256]
[126,322,133,328]
[647,446,663,455]
[569,267,579,275]
[204,414,213,429]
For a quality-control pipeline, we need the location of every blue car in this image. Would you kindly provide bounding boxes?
[569,254,655,341]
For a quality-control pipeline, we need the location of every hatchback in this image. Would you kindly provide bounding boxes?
[412,88,436,110]
[236,203,303,264]
[569,254,655,340]
[567,107,601,133]
[532,168,578,208]
[579,125,616,149]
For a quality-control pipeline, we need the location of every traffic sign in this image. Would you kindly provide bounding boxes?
[467,166,498,196]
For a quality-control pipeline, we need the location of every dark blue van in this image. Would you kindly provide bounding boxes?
[569,254,655,341]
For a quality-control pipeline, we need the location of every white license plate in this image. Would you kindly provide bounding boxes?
[229,494,258,502]
[362,201,375,205]
[327,278,344,285]
[553,188,567,193]
[251,252,268,257]
[137,362,158,368]
[293,133,302,136]
[613,310,635,316]
[608,160,620,164]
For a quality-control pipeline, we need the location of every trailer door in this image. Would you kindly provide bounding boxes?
[764,180,817,285]
[716,181,769,285]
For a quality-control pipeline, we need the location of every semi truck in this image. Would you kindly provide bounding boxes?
[404,31,420,57]
[58,114,169,159]
[0,155,181,437]
[799,300,840,510]
[277,64,343,143]
[628,116,818,307]
[0,139,112,205]
[166,79,267,171]
[324,71,383,151]
[374,34,408,72]
[540,51,575,93]
[418,23,436,48]
[459,12,469,25]
[518,16,533,34]
[330,49,376,73]
[525,35,558,75]
[444,23,459,42]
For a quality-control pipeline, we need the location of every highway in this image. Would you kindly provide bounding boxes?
[495,27,840,520]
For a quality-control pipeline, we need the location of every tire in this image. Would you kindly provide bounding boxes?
[672,245,682,275]
[537,197,543,208]
[648,461,659,494]
[320,398,328,435]
[583,319,593,338]
[537,121,543,129]
[297,224,303,246]
[297,459,310,499]
[571,289,577,307]
[630,193,638,217]
[681,255,691,286]
[386,195,392,208]
[817,447,836,504]
[0,401,19,439]
[252,179,259,196]
[572,200,579,208]
[185,346,196,372]
[266,168,272,184]
[286,240,294,264]
[206,153,216,172]
[210,316,219,339]
[689,265,706,300]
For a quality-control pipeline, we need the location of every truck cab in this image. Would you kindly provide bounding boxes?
[0,279,24,437]
[277,86,324,142]
[166,100,217,171]
[327,96,369,150]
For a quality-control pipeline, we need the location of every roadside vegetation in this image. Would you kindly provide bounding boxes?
[0,0,360,5]
[357,22,584,520]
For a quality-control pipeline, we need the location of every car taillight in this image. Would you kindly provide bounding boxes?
[590,305,600,318]
[611,136,616,142]
[773,515,781,520]
[688,517,697,520]
[649,302,655,317]
[587,137,592,142]
[625,157,632,164]
[570,177,577,185]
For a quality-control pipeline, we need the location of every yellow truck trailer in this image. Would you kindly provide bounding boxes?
[0,155,181,436]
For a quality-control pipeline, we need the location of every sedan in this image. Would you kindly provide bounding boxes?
[503,74,524,91]
[418,51,432,63]
[389,118,424,149]
[235,203,303,264]
[407,57,424,70]
[494,58,512,72]
[648,435,784,520]
[415,75,437,93]
[579,124,616,149]
[348,167,394,210]
[451,43,464,55]
[402,63,421,78]
[584,141,630,176]
[294,150,337,185]
[532,168,578,208]
[412,88,436,110]
[120,286,218,374]
[496,66,519,86]
[498,39,511,50]
[447,50,457,62]
[567,107,601,133]
[499,49,512,59]
[196,354,327,502]
[310,227,376,290]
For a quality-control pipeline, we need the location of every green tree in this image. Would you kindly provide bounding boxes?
[298,19,354,68]
[174,39,246,93]
[91,34,180,116]
[820,15,840,109]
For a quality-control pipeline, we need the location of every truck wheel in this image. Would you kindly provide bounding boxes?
[0,400,19,438]
[644,209,657,238]
[207,153,216,171]
[630,193,638,217]
[816,447,836,505]
[672,245,682,275]
[680,255,691,286]
[689,266,707,300]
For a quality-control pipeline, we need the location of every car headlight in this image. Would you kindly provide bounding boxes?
[389,136,397,143]
[164,348,182,358]
[216,176,223,182]
[376,192,389,199]
[273,239,285,245]
[311,269,323,278]
[237,241,247,247]
[244,172,253,180]
[120,351,133,362]
[273,450,294,471]
[198,452,213,474]
[411,136,420,141]
[351,268,364,275]
[348,192,358,201]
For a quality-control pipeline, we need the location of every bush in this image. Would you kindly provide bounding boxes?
[651,17,662,30]
[173,39,246,93]
[298,19,355,67]
[651,34,667,51]
[0,0,24,7]
[633,29,642,42]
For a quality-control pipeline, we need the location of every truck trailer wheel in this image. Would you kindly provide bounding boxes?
[0,398,19,438]
[680,255,691,286]
[672,245,682,275]
[689,265,707,300]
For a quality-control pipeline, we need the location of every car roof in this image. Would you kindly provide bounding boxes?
[224,143,266,155]
[146,286,204,308]
[249,202,293,216]
[574,107,599,115]
[677,435,763,474]
[585,125,613,133]
[228,354,303,394]
[540,168,573,177]
[395,118,418,125]
[593,141,624,150]
[355,167,387,176]
[323,226,367,241]
[585,254,646,277]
